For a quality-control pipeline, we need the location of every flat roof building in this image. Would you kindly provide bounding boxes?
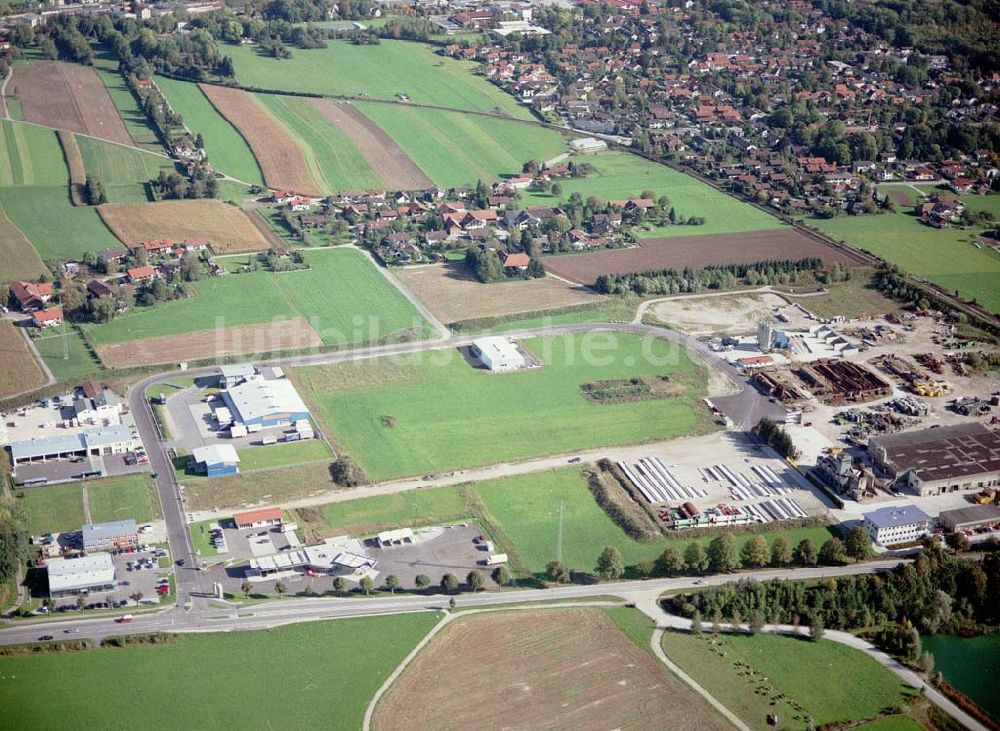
[246,537,375,578]
[470,336,527,372]
[938,504,1000,533]
[220,377,310,429]
[82,519,138,551]
[218,363,256,388]
[192,444,240,478]
[7,424,140,471]
[864,504,932,546]
[868,424,1000,497]
[46,553,116,597]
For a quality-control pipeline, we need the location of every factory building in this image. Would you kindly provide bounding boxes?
[470,337,527,372]
[219,377,310,430]
[863,504,931,546]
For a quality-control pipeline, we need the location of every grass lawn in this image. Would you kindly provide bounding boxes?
[155,77,264,186]
[470,469,835,576]
[0,612,440,729]
[15,482,85,536]
[91,54,164,154]
[227,40,529,117]
[459,300,637,334]
[661,631,915,729]
[778,272,901,320]
[76,135,176,203]
[181,461,337,512]
[84,247,431,346]
[87,474,161,524]
[298,486,470,539]
[605,605,657,655]
[520,151,783,238]
[0,185,118,260]
[812,201,1000,314]
[291,333,714,481]
[189,517,224,557]
[0,120,72,187]
[358,102,565,188]
[256,94,381,193]
[32,328,104,383]
[855,718,924,731]
[236,440,332,472]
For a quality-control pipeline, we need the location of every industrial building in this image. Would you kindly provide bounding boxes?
[757,322,789,353]
[7,424,141,473]
[218,364,256,388]
[219,377,310,430]
[233,507,283,529]
[470,336,527,372]
[245,536,375,578]
[938,504,1000,533]
[863,504,932,546]
[191,444,241,478]
[868,423,1000,497]
[46,553,116,597]
[82,519,138,551]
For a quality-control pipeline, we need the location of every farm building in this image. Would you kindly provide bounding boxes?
[569,137,608,154]
[32,306,63,329]
[7,425,140,472]
[233,507,283,529]
[938,504,1000,533]
[219,377,310,429]
[863,504,931,546]
[82,519,138,551]
[9,280,53,311]
[868,423,1000,497]
[470,337,526,372]
[218,363,256,388]
[46,553,116,597]
[191,444,240,478]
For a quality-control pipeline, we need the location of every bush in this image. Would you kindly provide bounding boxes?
[329,454,370,487]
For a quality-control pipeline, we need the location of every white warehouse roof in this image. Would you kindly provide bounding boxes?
[192,444,240,466]
[221,378,309,424]
[219,364,256,379]
[47,553,115,594]
[8,424,136,462]
[472,337,525,367]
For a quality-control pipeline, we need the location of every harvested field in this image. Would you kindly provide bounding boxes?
[12,61,132,145]
[544,229,867,285]
[306,100,433,190]
[97,199,270,254]
[373,608,729,731]
[0,320,46,397]
[0,201,47,284]
[93,317,323,368]
[395,262,601,324]
[199,84,319,195]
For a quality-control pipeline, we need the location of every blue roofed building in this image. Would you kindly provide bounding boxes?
[192,444,241,478]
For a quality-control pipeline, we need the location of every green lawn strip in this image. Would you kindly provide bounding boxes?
[468,468,835,577]
[189,517,224,558]
[15,482,85,536]
[812,201,1000,314]
[87,474,161,524]
[0,122,14,184]
[605,605,657,656]
[227,40,530,117]
[32,328,104,383]
[0,612,440,729]
[91,54,164,153]
[1,120,70,187]
[357,102,565,188]
[661,631,915,729]
[455,299,636,334]
[301,486,470,539]
[155,76,264,185]
[0,185,118,260]
[255,94,381,193]
[291,333,714,481]
[236,440,332,472]
[146,377,202,402]
[520,150,784,239]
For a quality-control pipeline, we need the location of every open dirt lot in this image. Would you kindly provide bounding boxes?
[307,99,433,191]
[97,199,270,254]
[0,321,46,397]
[374,607,729,731]
[544,229,867,284]
[647,290,814,335]
[395,262,602,324]
[94,317,322,367]
[12,61,133,145]
[200,84,319,196]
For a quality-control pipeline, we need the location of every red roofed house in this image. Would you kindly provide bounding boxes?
[233,507,283,529]
[10,281,54,312]
[737,355,773,369]
[500,251,531,271]
[127,265,156,283]
[32,306,63,329]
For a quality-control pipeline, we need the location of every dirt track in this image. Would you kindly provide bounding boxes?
[544,228,867,285]
[200,84,321,196]
[12,61,133,145]
[94,318,323,368]
[307,99,433,191]
[373,608,730,731]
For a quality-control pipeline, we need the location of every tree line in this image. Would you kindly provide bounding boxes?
[595,257,824,296]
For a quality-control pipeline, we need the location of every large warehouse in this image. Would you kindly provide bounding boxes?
[46,553,116,597]
[219,377,310,430]
[7,425,141,474]
[938,504,1000,533]
[868,423,1000,497]
[470,336,527,372]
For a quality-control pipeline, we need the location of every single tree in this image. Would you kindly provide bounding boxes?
[845,526,873,561]
[708,534,739,573]
[741,535,770,568]
[748,611,765,635]
[685,542,709,574]
[730,609,743,633]
[690,609,703,635]
[130,591,144,607]
[359,576,374,596]
[333,576,348,594]
[819,538,847,565]
[596,546,625,581]
[711,610,723,634]
[384,574,400,594]
[240,580,252,597]
[491,565,511,586]
[809,615,825,642]
[795,538,818,566]
[414,574,431,590]
[274,580,288,596]
[771,536,792,566]
[546,560,571,584]
[945,531,970,553]
[659,547,685,576]
[916,651,935,676]
[441,573,459,593]
[467,570,485,592]
[551,182,563,197]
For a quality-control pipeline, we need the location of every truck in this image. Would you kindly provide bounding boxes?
[485,553,508,566]
[117,614,133,623]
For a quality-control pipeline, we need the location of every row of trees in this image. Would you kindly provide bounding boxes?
[244,566,512,598]
[753,417,797,459]
[595,258,824,296]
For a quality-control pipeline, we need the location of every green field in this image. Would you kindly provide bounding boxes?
[84,247,431,346]
[155,77,264,186]
[92,54,164,153]
[358,102,565,188]
[87,474,161,524]
[661,631,915,729]
[0,612,440,729]
[813,199,1000,313]
[521,151,784,239]
[291,334,714,481]
[32,328,104,383]
[16,482,85,535]
[308,486,470,537]
[0,185,118,260]
[257,95,381,193]
[76,135,176,203]
[237,440,332,472]
[227,40,529,117]
[0,120,72,187]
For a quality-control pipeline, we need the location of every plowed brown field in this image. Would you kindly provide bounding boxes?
[373,608,730,731]
[544,229,867,285]
[200,84,320,195]
[12,61,133,145]
[94,318,323,367]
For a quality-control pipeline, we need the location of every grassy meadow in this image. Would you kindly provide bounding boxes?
[33,328,104,383]
[0,185,118,260]
[0,120,72,187]
[91,54,164,153]
[16,482,86,535]
[236,440,332,472]
[76,135,176,203]
[87,474,162,524]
